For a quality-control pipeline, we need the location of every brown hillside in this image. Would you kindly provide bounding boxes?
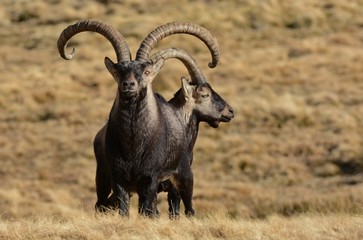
[0,0,363,238]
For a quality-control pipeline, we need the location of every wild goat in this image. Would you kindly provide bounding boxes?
[104,48,234,217]
[152,50,234,217]
[57,20,232,217]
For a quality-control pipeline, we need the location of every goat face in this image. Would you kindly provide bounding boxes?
[104,57,163,101]
[182,78,234,128]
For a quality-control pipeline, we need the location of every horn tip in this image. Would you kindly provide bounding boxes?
[208,61,217,68]
[62,48,76,60]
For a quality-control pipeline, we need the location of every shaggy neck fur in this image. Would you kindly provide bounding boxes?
[169,89,197,126]
[109,86,161,143]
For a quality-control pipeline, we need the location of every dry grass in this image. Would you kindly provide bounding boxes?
[1,0,363,238]
[1,212,362,240]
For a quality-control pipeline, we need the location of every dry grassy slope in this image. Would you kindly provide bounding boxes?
[0,0,363,229]
[1,213,363,240]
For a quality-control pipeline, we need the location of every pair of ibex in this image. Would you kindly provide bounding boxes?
[57,20,234,218]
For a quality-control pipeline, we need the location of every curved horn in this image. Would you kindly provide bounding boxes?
[136,22,219,68]
[151,48,206,85]
[57,20,131,62]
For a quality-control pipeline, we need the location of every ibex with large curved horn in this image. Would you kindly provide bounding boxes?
[57,20,232,217]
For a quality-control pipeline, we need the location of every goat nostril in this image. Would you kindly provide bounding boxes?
[123,81,136,88]
[229,109,234,117]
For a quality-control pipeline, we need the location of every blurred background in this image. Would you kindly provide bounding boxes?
[0,0,363,219]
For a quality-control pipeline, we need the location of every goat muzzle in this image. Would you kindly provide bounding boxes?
[220,107,234,123]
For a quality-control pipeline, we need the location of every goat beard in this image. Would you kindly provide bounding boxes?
[120,94,139,106]
[119,89,148,106]
[122,90,138,98]
[208,121,219,128]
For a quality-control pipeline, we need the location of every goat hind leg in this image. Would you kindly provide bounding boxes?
[164,180,181,218]
[168,186,181,219]
[158,179,180,218]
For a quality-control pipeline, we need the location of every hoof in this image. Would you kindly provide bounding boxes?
[185,209,195,217]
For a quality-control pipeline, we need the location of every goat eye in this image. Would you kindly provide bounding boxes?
[144,70,150,76]
[201,93,210,98]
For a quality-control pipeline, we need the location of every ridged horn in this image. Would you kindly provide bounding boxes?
[136,22,219,68]
[57,20,131,62]
[151,48,206,85]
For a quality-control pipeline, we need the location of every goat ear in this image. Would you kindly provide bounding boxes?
[145,58,164,84]
[104,57,116,74]
[181,77,193,100]
[153,58,164,73]
[105,57,119,83]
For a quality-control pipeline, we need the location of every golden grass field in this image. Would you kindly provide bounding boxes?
[1,0,363,239]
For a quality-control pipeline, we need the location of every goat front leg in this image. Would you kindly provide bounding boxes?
[95,163,112,212]
[138,177,159,217]
[114,183,130,217]
[178,169,195,217]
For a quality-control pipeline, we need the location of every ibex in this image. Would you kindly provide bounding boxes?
[57,20,233,217]
[152,50,234,217]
